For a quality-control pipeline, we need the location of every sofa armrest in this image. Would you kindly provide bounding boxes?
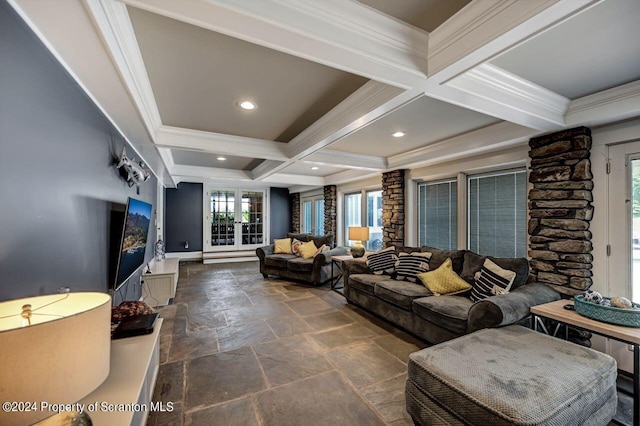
[342,258,371,275]
[256,244,274,259]
[467,283,560,333]
[315,246,349,265]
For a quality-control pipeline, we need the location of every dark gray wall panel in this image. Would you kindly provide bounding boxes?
[270,187,291,241]
[165,182,203,252]
[0,2,157,303]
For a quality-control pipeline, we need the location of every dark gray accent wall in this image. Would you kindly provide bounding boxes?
[165,183,203,252]
[270,187,291,240]
[0,2,157,304]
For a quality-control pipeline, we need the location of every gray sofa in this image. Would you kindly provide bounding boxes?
[343,245,560,344]
[256,233,348,286]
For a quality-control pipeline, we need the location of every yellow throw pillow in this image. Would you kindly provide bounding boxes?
[274,238,292,254]
[298,240,318,259]
[417,258,472,296]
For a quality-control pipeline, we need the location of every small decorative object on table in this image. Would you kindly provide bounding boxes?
[574,294,640,327]
[155,237,165,261]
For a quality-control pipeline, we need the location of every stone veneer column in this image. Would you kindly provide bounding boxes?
[324,185,336,242]
[290,192,300,233]
[382,170,405,248]
[528,126,594,297]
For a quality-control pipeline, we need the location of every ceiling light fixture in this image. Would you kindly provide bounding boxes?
[237,100,256,110]
[217,156,226,161]
[311,166,319,170]
[392,131,406,138]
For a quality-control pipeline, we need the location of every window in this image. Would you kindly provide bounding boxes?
[467,169,526,257]
[344,192,362,245]
[366,190,383,250]
[301,197,324,235]
[344,190,382,250]
[417,179,457,249]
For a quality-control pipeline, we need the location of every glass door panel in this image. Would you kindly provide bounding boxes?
[209,190,235,248]
[240,190,264,247]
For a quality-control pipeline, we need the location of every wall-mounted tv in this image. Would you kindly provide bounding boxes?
[113,197,153,291]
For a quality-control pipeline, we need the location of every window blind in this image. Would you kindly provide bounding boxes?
[417,179,457,250]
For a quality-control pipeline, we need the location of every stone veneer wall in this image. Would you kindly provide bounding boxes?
[324,185,336,244]
[382,169,405,248]
[528,126,594,297]
[290,192,300,233]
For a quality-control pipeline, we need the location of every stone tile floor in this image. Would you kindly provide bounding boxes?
[146,261,427,425]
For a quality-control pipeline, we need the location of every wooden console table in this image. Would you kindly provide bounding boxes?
[531,300,640,426]
[142,258,179,307]
[80,318,162,426]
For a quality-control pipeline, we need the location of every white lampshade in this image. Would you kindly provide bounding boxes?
[0,292,111,425]
[348,226,370,242]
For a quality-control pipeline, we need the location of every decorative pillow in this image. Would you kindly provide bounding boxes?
[274,238,292,254]
[470,258,516,302]
[365,246,397,275]
[417,258,472,296]
[315,244,330,256]
[291,238,304,255]
[298,240,319,259]
[394,252,432,283]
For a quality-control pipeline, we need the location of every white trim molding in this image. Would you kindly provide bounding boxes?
[566,80,640,127]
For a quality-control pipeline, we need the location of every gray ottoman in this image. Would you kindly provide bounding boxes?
[406,325,617,425]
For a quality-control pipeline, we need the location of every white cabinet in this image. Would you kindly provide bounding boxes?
[80,319,163,426]
[142,258,179,307]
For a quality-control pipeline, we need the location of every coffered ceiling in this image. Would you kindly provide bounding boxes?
[9,0,640,191]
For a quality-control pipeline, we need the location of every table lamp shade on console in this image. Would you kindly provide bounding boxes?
[0,292,111,425]
[348,226,369,258]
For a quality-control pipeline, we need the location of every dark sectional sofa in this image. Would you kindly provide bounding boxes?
[343,245,560,344]
[256,233,348,286]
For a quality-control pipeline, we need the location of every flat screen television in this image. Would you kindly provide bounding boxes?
[112,197,153,291]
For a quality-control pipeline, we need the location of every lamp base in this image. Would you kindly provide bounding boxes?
[35,410,92,426]
[351,244,365,258]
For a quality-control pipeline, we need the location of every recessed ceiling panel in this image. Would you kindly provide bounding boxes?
[491,0,640,99]
[128,7,368,142]
[357,0,470,32]
[331,95,499,158]
[171,149,258,170]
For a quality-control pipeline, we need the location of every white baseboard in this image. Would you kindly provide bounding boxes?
[165,251,203,261]
[203,256,258,264]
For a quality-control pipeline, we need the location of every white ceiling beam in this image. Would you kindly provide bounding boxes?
[155,126,289,161]
[250,160,286,180]
[170,165,252,181]
[118,0,429,89]
[428,0,602,83]
[566,80,640,127]
[324,169,381,186]
[261,173,325,187]
[302,150,387,171]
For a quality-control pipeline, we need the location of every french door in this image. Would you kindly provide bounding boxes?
[204,187,266,251]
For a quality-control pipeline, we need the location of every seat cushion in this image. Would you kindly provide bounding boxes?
[374,280,432,310]
[349,274,388,296]
[287,257,314,272]
[412,295,473,334]
[407,326,617,425]
[264,254,296,268]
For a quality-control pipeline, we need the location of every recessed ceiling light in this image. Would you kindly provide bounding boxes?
[392,131,406,138]
[311,166,319,170]
[217,156,226,161]
[237,100,257,110]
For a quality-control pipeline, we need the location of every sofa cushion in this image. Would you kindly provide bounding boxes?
[264,254,296,268]
[274,238,292,254]
[366,246,397,275]
[287,233,334,249]
[287,257,314,272]
[349,274,388,296]
[461,251,529,288]
[374,280,432,311]
[421,245,465,273]
[470,258,517,302]
[394,252,432,283]
[412,295,473,335]
[298,240,318,259]
[417,258,472,296]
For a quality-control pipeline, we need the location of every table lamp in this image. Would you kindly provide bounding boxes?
[348,226,370,258]
[0,292,111,425]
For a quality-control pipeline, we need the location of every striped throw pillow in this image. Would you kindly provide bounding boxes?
[365,247,397,275]
[470,258,516,302]
[394,252,432,282]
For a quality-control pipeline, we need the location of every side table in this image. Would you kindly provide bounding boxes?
[330,255,353,292]
[531,299,640,426]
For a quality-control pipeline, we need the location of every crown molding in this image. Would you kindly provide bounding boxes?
[302,150,387,171]
[119,0,428,88]
[170,165,252,181]
[428,0,600,83]
[566,80,640,127]
[447,63,569,128]
[388,121,535,170]
[155,126,289,161]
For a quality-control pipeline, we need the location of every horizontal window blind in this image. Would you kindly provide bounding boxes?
[467,169,526,257]
[417,179,457,250]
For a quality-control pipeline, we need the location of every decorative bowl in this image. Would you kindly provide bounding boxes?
[574,295,640,327]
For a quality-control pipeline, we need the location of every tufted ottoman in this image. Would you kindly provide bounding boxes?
[406,325,618,425]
